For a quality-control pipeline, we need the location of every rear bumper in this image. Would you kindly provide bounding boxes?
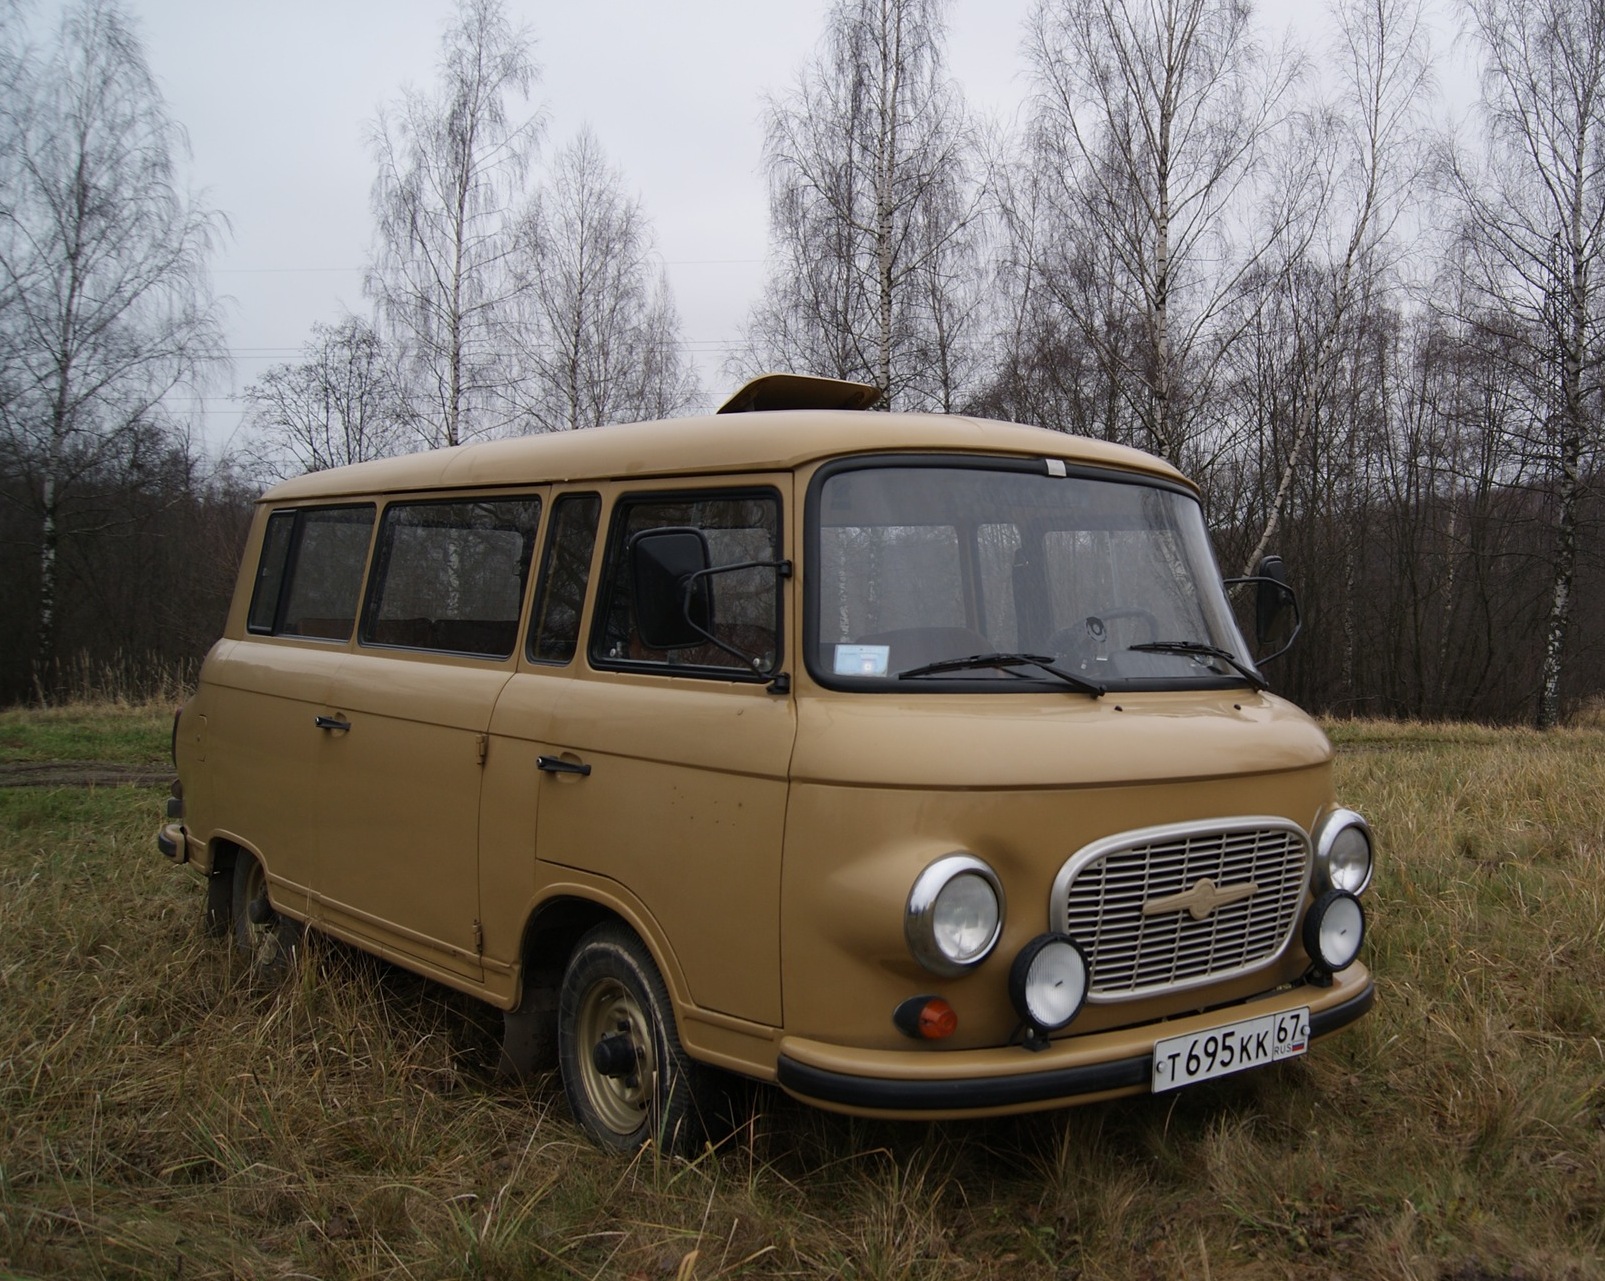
[156,822,187,862]
[775,964,1373,1118]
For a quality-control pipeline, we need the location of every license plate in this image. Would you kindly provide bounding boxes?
[1151,1007,1310,1093]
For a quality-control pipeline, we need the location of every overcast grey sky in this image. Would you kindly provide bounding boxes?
[115,0,1469,452]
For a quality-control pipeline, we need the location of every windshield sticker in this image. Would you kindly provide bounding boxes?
[835,644,890,677]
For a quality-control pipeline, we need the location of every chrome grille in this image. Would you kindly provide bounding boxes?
[1054,819,1310,1000]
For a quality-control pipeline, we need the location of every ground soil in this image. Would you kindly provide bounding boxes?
[0,761,173,788]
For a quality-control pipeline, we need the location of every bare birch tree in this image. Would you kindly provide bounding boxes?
[1237,0,1434,575]
[503,129,697,430]
[982,141,1144,438]
[740,0,985,410]
[1447,0,1605,728]
[242,317,406,478]
[366,0,540,448]
[1022,0,1300,465]
[0,0,225,687]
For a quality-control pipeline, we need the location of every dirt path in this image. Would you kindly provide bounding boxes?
[0,761,174,788]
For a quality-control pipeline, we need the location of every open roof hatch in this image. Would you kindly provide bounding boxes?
[717,373,883,414]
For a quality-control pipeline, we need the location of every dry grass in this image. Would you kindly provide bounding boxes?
[25,651,200,711]
[1,709,1603,1278]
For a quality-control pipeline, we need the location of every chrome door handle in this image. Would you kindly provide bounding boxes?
[537,755,590,777]
[314,715,351,732]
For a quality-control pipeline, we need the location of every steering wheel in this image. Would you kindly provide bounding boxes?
[1047,609,1159,658]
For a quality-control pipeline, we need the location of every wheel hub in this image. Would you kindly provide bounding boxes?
[591,1030,638,1079]
[576,978,656,1136]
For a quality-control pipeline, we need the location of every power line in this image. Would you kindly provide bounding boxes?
[213,257,762,275]
[195,337,756,362]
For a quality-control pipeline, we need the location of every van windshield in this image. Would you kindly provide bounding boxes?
[810,460,1259,692]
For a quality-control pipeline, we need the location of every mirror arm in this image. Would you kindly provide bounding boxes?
[676,559,792,675]
[1222,574,1303,666]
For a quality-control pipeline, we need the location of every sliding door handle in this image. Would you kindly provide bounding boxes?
[537,754,591,777]
[314,715,351,732]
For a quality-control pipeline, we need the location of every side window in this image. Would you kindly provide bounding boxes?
[593,490,781,677]
[362,496,541,658]
[528,493,601,664]
[246,511,296,633]
[247,505,376,640]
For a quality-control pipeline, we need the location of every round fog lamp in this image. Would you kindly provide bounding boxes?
[1303,889,1365,972]
[1008,933,1089,1032]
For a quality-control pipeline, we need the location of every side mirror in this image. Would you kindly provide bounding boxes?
[1224,554,1301,667]
[629,527,714,650]
[1255,555,1293,644]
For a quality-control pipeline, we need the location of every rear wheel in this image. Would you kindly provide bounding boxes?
[558,923,709,1156]
[230,851,301,983]
[203,853,233,939]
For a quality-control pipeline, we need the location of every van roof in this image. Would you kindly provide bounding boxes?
[258,408,1191,503]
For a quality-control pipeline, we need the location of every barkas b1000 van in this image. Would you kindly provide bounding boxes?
[158,373,1375,1153]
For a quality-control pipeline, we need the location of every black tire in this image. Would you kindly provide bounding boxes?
[557,922,710,1156]
[203,854,234,939]
[230,851,302,983]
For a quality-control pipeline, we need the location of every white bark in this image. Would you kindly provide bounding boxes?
[503,129,696,431]
[366,0,541,447]
[0,0,226,687]
[1238,0,1432,576]
[1022,0,1302,465]
[741,0,985,411]
[1449,0,1605,728]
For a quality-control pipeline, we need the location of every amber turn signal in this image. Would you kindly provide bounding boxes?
[893,995,958,1040]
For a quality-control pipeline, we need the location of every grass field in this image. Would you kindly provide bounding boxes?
[1,705,1602,1279]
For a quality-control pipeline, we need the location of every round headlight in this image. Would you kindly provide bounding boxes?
[1008,933,1089,1032]
[1302,889,1365,972]
[906,854,1004,975]
[1314,808,1374,895]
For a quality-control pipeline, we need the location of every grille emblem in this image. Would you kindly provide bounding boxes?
[1141,876,1258,921]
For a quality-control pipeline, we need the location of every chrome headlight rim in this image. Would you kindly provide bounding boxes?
[1302,887,1366,973]
[905,852,1005,977]
[1313,807,1374,896]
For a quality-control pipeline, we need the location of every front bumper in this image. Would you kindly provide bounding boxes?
[776,963,1373,1118]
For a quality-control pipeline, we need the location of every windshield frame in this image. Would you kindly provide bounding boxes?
[802,453,1261,695]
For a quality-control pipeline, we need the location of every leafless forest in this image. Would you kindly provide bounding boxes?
[2,0,1603,723]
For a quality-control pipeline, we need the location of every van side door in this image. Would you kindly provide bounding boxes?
[311,493,541,982]
[205,503,376,919]
[532,482,795,1028]
[479,491,604,993]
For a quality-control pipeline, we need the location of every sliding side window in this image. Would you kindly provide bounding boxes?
[592,490,782,678]
[361,496,540,658]
[528,493,601,665]
[246,505,376,641]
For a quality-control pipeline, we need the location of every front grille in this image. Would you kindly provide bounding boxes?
[1054,819,1310,1000]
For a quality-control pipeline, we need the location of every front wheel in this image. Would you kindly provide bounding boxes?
[557,923,709,1156]
[230,851,301,983]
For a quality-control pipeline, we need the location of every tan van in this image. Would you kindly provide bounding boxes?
[158,373,1375,1153]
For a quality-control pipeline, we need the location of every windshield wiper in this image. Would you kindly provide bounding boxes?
[898,652,1105,697]
[1128,641,1267,690]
